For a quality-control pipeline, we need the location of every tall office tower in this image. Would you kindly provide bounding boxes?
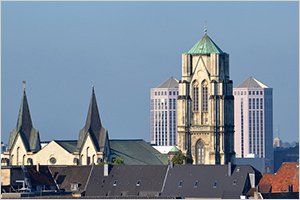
[234,76,274,172]
[150,77,178,146]
[177,32,235,165]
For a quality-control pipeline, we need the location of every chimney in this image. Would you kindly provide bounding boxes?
[36,163,40,172]
[249,173,255,188]
[228,162,231,176]
[104,163,109,176]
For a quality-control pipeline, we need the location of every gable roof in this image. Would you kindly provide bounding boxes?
[161,164,261,199]
[235,76,269,88]
[7,88,41,152]
[110,140,168,165]
[85,165,168,198]
[258,162,299,193]
[77,87,108,152]
[49,165,93,193]
[54,140,77,153]
[155,77,178,88]
[188,33,224,54]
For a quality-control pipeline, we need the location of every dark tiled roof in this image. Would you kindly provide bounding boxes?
[49,165,93,192]
[258,162,299,193]
[110,140,168,165]
[26,165,57,188]
[77,87,108,152]
[161,164,261,199]
[85,165,168,197]
[54,140,77,153]
[8,89,41,152]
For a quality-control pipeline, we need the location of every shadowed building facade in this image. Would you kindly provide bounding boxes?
[177,32,235,165]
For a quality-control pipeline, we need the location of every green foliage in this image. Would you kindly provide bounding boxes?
[171,152,194,165]
[171,152,185,165]
[97,157,124,165]
[112,156,124,165]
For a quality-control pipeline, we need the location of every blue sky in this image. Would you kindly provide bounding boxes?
[2,2,298,144]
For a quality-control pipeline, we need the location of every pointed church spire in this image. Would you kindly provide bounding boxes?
[8,81,41,152]
[16,81,33,135]
[84,86,102,132]
[77,86,107,152]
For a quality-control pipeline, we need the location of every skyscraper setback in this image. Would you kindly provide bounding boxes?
[150,77,178,146]
[234,76,274,172]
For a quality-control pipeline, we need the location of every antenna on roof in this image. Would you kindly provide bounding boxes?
[204,21,208,35]
[22,80,26,91]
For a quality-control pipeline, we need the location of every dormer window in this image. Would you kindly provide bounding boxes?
[194,180,199,188]
[113,180,117,187]
[178,180,183,187]
[213,181,217,188]
[136,180,141,187]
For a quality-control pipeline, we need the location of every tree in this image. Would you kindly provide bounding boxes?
[171,152,193,165]
[112,156,124,165]
[171,152,185,165]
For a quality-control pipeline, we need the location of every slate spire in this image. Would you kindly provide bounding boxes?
[84,86,102,132]
[77,87,108,152]
[16,83,33,136]
[7,82,41,152]
[188,33,224,54]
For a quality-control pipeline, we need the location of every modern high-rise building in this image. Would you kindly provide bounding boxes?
[177,32,235,165]
[234,76,274,172]
[150,77,178,146]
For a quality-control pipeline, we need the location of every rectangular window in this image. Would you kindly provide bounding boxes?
[249,99,251,109]
[173,99,176,109]
[253,99,255,110]
[260,98,263,109]
[169,91,172,95]
[249,91,251,95]
[256,98,259,109]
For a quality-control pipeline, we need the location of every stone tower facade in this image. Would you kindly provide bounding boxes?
[177,32,235,165]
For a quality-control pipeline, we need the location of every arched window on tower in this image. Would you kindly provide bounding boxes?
[193,81,199,112]
[201,80,208,112]
[196,140,205,164]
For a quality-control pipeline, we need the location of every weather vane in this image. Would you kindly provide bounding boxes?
[204,21,208,34]
[22,80,26,91]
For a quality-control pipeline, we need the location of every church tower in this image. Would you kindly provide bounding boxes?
[177,31,235,165]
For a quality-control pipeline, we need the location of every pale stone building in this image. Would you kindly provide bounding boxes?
[1,85,167,166]
[1,86,110,166]
[234,76,274,172]
[150,77,178,146]
[177,32,235,165]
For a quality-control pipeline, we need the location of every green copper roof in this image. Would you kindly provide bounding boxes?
[188,34,223,54]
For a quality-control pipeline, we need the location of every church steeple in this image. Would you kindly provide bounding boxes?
[7,82,41,152]
[84,86,102,133]
[77,87,108,152]
[16,82,33,136]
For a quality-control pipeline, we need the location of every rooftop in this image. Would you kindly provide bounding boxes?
[188,33,224,54]
[235,76,269,89]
